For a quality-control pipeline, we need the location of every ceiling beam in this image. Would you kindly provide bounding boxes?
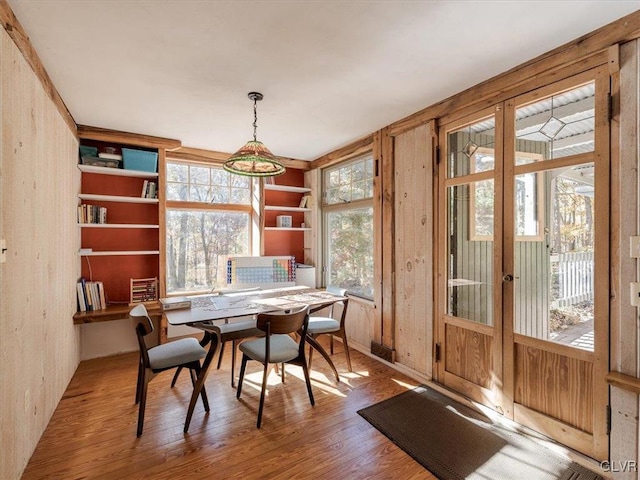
[77,125,181,150]
[168,146,310,170]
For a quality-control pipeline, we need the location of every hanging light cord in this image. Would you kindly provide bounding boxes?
[253,98,258,141]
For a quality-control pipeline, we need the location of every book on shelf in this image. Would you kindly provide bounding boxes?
[141,181,157,199]
[77,204,107,224]
[76,282,87,312]
[77,279,106,311]
[299,195,311,208]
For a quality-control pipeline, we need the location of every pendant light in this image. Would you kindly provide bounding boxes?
[223,92,285,177]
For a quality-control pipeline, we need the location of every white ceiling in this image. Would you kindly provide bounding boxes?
[7,1,640,161]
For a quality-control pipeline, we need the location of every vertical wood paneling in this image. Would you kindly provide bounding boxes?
[514,344,593,432]
[393,123,433,376]
[0,27,80,480]
[608,39,640,477]
[445,324,492,388]
[345,298,374,351]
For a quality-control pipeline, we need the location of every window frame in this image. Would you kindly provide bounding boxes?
[322,153,375,300]
[164,159,256,295]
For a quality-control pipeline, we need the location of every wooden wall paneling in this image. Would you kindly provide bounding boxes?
[609,39,640,474]
[303,168,319,270]
[371,130,383,347]
[158,148,167,343]
[393,123,433,376]
[514,343,593,433]
[0,26,80,480]
[591,65,612,460]
[444,324,493,389]
[344,298,375,353]
[380,127,395,355]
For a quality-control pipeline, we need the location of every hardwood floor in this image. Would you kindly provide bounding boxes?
[22,339,436,479]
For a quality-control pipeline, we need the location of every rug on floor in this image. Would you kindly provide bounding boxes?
[357,386,602,480]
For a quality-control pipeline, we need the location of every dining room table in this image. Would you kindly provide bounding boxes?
[163,285,348,433]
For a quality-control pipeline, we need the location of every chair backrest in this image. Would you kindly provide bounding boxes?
[325,285,349,324]
[256,305,310,358]
[130,304,153,367]
[256,305,309,335]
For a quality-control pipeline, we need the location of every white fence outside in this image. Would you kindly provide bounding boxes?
[550,252,594,309]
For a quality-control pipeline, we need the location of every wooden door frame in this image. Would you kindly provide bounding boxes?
[434,66,611,460]
[434,104,506,411]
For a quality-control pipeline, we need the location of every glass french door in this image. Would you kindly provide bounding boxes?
[436,67,610,460]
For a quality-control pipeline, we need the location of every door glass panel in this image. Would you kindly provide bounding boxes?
[447,116,495,178]
[513,163,594,351]
[515,82,595,164]
[447,183,494,325]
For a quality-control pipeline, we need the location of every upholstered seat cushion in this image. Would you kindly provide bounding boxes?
[148,337,206,370]
[307,317,340,334]
[240,335,299,363]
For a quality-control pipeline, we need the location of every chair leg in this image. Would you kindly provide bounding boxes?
[301,360,315,406]
[257,362,269,428]
[137,369,150,437]
[230,340,237,388]
[307,337,315,369]
[330,334,334,355]
[341,329,352,372]
[216,341,226,370]
[237,354,249,399]
[192,362,210,412]
[135,356,144,404]
[170,367,182,388]
[281,363,285,383]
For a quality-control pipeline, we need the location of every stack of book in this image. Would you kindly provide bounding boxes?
[141,180,157,199]
[78,204,107,224]
[76,279,106,312]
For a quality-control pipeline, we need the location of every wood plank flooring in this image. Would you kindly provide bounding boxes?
[22,339,436,479]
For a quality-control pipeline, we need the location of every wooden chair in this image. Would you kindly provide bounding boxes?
[308,286,352,372]
[131,304,209,437]
[236,305,313,428]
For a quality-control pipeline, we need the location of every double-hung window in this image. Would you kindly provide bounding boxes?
[322,154,374,299]
[165,161,252,294]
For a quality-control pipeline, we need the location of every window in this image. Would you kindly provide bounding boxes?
[166,162,252,294]
[323,155,374,299]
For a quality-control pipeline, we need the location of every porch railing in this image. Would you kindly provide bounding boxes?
[550,252,594,309]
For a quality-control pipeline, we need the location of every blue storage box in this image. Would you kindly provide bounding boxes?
[122,148,158,173]
[79,145,98,158]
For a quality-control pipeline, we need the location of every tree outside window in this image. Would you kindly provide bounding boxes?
[323,155,374,299]
[165,162,252,294]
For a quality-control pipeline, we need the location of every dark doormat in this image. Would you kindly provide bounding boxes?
[357,386,602,480]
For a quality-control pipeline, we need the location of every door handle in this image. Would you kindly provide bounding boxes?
[503,274,514,282]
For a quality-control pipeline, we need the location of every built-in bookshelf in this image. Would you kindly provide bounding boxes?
[263,181,312,231]
[261,169,312,263]
[76,141,161,315]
